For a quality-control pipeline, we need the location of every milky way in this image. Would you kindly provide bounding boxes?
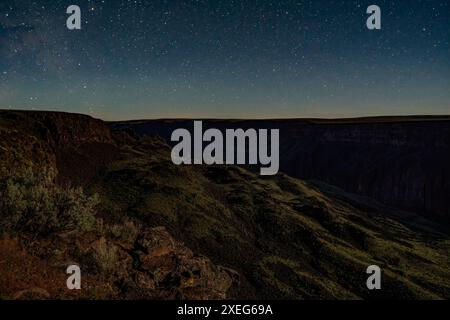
[0,0,449,119]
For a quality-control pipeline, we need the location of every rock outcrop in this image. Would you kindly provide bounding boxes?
[0,110,118,184]
[125,227,237,299]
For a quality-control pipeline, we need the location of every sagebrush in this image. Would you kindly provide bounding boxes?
[0,166,99,235]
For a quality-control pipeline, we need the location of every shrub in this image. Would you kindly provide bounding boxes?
[0,166,99,236]
[91,236,118,274]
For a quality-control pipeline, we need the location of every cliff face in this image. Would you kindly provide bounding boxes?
[0,110,112,145]
[0,110,117,184]
[111,117,450,222]
[280,121,450,221]
[28,111,113,147]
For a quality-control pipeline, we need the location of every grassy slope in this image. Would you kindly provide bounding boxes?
[90,135,450,299]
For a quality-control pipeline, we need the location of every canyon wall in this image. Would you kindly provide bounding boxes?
[0,110,117,184]
[280,120,450,221]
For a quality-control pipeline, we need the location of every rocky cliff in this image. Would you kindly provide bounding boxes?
[0,110,117,184]
[280,120,450,222]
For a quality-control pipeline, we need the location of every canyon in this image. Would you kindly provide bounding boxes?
[112,117,450,222]
[1,110,450,299]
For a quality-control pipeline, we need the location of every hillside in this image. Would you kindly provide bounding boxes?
[111,117,450,222]
[0,110,449,299]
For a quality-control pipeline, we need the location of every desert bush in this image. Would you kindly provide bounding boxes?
[0,166,99,236]
[91,236,118,274]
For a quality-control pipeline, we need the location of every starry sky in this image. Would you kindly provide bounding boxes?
[0,0,449,120]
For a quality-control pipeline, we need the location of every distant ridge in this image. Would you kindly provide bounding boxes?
[2,109,450,123]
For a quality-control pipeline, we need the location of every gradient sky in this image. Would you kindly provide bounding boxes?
[0,0,449,120]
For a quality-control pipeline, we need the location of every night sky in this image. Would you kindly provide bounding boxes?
[0,0,449,120]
